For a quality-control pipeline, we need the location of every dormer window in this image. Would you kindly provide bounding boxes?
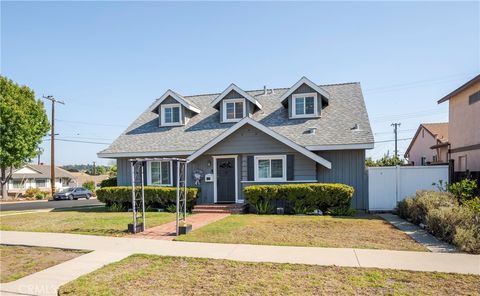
[292,93,318,118]
[222,99,245,122]
[161,103,181,126]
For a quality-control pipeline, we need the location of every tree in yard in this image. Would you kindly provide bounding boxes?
[365,155,404,167]
[0,76,50,198]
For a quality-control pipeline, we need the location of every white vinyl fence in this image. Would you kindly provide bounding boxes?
[368,165,448,211]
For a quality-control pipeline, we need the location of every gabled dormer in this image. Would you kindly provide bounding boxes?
[211,84,263,123]
[150,90,201,127]
[280,77,330,119]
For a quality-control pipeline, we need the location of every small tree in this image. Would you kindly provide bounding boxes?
[365,155,404,167]
[0,76,50,198]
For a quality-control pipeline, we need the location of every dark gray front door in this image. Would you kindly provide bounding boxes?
[216,158,236,203]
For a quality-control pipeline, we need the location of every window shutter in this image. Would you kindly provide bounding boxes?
[143,162,148,186]
[247,156,254,181]
[172,161,177,186]
[287,155,294,181]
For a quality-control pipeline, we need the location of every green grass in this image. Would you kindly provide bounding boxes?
[176,214,427,251]
[59,254,480,295]
[0,206,175,236]
[1,245,87,283]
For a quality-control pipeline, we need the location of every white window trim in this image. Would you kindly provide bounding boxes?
[291,93,318,118]
[213,155,240,203]
[146,161,173,186]
[160,103,182,126]
[222,98,246,123]
[254,155,287,182]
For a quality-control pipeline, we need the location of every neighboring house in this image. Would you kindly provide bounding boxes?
[404,123,449,166]
[69,172,109,187]
[438,74,480,172]
[98,77,374,210]
[7,164,75,196]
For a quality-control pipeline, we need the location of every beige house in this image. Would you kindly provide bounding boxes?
[69,172,109,187]
[438,75,480,172]
[7,165,75,196]
[405,123,449,166]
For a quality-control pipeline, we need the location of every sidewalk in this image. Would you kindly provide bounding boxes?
[1,231,479,295]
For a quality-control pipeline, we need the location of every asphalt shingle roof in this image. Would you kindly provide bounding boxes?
[99,82,374,156]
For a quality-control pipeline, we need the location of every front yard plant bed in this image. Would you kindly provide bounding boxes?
[0,245,87,283]
[0,206,175,236]
[59,254,480,295]
[176,214,427,251]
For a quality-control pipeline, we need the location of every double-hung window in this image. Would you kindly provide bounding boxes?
[292,93,318,118]
[36,179,47,188]
[223,99,245,122]
[254,155,286,182]
[161,104,181,126]
[148,161,172,186]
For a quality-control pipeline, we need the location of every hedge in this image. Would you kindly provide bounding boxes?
[100,177,117,188]
[96,186,199,209]
[397,191,480,254]
[243,183,354,214]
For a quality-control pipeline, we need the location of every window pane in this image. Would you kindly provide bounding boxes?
[151,162,161,185]
[295,97,305,115]
[258,159,270,179]
[226,102,235,119]
[172,107,180,123]
[36,179,46,187]
[164,108,172,123]
[271,159,283,178]
[305,97,315,114]
[234,102,243,119]
[161,162,170,184]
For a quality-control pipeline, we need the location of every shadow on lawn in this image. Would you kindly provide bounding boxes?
[51,206,110,213]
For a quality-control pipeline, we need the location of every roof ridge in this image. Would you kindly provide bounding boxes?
[181,82,359,99]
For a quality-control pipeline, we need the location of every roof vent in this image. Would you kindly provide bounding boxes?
[263,85,267,95]
[307,127,317,135]
[351,123,360,131]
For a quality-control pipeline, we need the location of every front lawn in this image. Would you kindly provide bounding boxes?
[0,245,87,283]
[176,214,426,251]
[59,254,479,295]
[0,207,175,236]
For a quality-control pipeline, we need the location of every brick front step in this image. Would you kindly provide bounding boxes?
[192,203,248,214]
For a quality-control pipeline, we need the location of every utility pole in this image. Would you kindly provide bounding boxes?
[391,123,401,158]
[93,161,96,175]
[42,96,65,197]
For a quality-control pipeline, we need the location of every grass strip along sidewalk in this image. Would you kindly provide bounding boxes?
[59,254,480,295]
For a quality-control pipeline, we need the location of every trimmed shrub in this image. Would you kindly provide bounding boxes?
[100,177,117,188]
[83,181,96,196]
[24,187,42,198]
[96,186,199,210]
[243,183,354,215]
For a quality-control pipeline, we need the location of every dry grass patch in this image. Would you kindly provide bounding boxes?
[0,207,175,236]
[59,254,480,295]
[176,214,426,251]
[0,245,87,283]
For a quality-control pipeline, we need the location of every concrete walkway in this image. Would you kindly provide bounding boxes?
[379,213,457,253]
[1,231,479,295]
[133,213,229,240]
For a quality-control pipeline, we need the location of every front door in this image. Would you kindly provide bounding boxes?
[216,157,236,203]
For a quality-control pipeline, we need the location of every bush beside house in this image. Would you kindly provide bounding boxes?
[243,183,354,215]
[397,191,480,254]
[96,186,199,210]
[100,177,117,188]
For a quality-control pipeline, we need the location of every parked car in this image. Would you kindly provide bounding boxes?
[53,187,92,200]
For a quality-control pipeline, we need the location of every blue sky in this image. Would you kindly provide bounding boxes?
[1,1,479,165]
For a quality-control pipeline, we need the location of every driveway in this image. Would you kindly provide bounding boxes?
[0,199,104,212]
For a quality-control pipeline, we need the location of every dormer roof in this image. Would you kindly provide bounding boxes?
[150,89,201,114]
[279,76,330,106]
[210,83,263,110]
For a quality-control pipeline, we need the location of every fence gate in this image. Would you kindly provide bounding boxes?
[368,165,448,211]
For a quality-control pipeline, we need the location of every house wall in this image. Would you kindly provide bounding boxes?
[8,178,69,193]
[316,150,367,210]
[407,127,438,165]
[115,126,368,209]
[448,82,480,171]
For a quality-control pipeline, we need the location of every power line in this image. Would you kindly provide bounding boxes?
[42,138,110,145]
[55,118,127,128]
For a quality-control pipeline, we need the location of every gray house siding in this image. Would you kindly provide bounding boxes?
[316,150,367,210]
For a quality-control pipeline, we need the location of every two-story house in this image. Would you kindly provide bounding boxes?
[438,74,480,172]
[404,123,449,166]
[98,77,374,210]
